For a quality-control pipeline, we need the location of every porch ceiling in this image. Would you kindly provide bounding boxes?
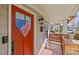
[26,4,78,23]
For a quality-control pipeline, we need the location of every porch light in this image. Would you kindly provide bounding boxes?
[38,17,44,32]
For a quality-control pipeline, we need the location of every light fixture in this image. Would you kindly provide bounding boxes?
[38,17,44,32]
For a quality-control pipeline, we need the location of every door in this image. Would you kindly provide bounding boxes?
[11,5,34,55]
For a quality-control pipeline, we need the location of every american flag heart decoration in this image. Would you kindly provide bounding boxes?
[16,12,31,37]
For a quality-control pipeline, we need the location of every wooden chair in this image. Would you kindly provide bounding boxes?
[45,33,65,55]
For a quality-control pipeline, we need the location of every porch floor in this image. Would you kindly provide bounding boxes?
[65,44,79,55]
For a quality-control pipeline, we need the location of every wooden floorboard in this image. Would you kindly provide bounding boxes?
[65,44,79,55]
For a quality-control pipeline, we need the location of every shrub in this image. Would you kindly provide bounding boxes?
[73,32,79,40]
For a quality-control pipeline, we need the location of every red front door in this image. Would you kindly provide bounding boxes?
[11,5,34,55]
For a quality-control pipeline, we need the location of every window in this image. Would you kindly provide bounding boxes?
[16,12,31,37]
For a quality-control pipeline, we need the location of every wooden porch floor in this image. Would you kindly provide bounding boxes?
[65,44,79,55]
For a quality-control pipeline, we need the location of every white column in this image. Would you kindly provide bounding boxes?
[8,4,11,55]
[63,19,67,34]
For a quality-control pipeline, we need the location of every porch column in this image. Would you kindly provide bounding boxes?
[63,19,67,34]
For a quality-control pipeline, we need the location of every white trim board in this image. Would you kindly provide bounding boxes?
[8,4,11,55]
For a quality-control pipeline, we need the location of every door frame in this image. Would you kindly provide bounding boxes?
[8,4,36,55]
